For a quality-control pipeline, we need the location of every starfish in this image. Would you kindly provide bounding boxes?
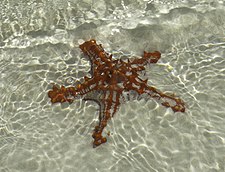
[48,39,185,148]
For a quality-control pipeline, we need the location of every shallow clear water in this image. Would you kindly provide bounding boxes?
[1,0,225,172]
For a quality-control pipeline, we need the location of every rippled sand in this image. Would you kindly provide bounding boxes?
[1,0,225,172]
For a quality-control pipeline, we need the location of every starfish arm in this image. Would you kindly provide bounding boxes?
[145,85,185,112]
[92,91,112,147]
[131,51,161,65]
[112,92,121,117]
[92,89,121,147]
[122,75,185,113]
[75,78,98,95]
[79,39,112,67]
[121,74,146,94]
[48,85,76,103]
[48,76,102,104]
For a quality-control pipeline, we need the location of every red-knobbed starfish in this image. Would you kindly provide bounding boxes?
[48,39,185,148]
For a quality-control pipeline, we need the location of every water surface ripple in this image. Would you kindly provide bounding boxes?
[0,0,225,172]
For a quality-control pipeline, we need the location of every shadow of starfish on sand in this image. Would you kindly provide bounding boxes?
[48,39,185,148]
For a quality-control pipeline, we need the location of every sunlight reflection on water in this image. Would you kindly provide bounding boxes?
[0,0,225,172]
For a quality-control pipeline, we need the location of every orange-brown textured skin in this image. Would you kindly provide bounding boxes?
[48,39,185,148]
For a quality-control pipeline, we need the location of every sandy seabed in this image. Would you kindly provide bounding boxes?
[0,0,225,172]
